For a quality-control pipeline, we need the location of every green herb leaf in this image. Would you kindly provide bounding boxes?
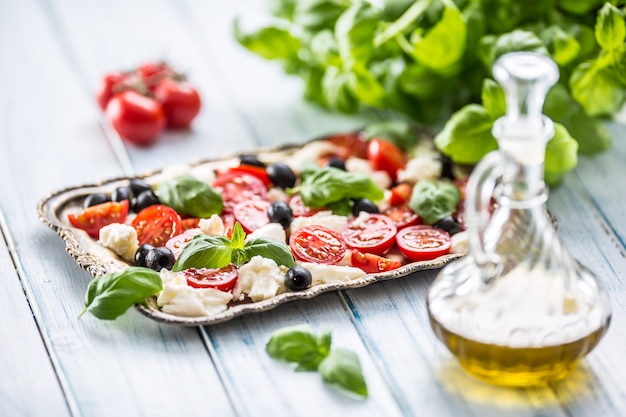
[540,26,581,66]
[293,0,349,33]
[570,61,625,116]
[156,175,223,218]
[266,324,332,371]
[595,3,625,51]
[544,123,579,186]
[488,30,548,68]
[80,267,162,320]
[172,235,233,271]
[243,238,296,268]
[318,349,368,398]
[296,167,384,213]
[481,79,506,120]
[409,179,460,225]
[322,66,360,113]
[234,20,301,61]
[231,222,246,250]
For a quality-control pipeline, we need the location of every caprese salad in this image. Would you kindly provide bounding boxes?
[69,124,469,320]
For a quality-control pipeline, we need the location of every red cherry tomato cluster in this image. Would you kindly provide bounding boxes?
[95,62,202,146]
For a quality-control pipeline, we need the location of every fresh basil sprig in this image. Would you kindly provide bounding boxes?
[266,324,368,399]
[173,222,295,271]
[290,167,384,215]
[156,175,223,218]
[409,179,460,225]
[79,267,162,320]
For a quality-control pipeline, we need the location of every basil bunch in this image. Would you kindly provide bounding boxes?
[236,0,626,185]
[291,167,384,216]
[173,222,296,271]
[156,175,223,218]
[266,324,368,399]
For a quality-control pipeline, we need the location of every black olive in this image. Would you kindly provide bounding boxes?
[132,190,160,213]
[434,215,462,235]
[325,157,346,170]
[352,199,379,216]
[144,246,175,271]
[439,155,455,180]
[129,178,153,195]
[83,192,110,208]
[267,162,296,189]
[267,201,293,229]
[134,244,155,267]
[284,265,312,291]
[111,186,133,203]
[239,154,266,168]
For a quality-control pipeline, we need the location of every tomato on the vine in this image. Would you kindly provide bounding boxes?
[351,250,402,274]
[67,200,129,238]
[290,225,347,265]
[367,138,406,182]
[132,204,182,247]
[395,225,451,262]
[183,264,238,291]
[137,62,172,89]
[153,78,201,128]
[95,73,128,111]
[106,91,165,146]
[342,213,397,255]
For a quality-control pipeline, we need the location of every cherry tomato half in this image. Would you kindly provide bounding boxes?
[132,204,182,247]
[153,79,202,129]
[213,172,267,213]
[395,225,451,262]
[342,213,397,255]
[383,205,421,230]
[324,132,369,160]
[290,225,347,265]
[351,250,402,274]
[106,91,165,146]
[165,229,202,259]
[389,183,413,206]
[183,264,238,291]
[288,194,322,217]
[67,200,129,238]
[367,138,406,182]
[219,164,270,187]
[233,200,270,233]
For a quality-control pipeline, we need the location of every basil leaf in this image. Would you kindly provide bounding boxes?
[595,3,625,51]
[234,20,301,61]
[231,222,246,250]
[156,175,223,218]
[266,324,332,371]
[545,123,578,186]
[434,104,498,165]
[322,66,359,113]
[481,79,506,120]
[540,26,581,66]
[570,61,625,116]
[318,349,368,398]
[244,238,296,268]
[294,0,348,33]
[488,30,548,67]
[173,235,233,271]
[80,267,162,320]
[409,179,460,225]
[297,167,384,212]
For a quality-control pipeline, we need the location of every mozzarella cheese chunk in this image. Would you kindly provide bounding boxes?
[450,231,469,254]
[397,155,442,184]
[198,214,225,236]
[98,223,138,262]
[191,164,217,185]
[233,256,288,302]
[290,211,348,234]
[157,163,193,183]
[298,262,366,285]
[345,157,392,190]
[285,141,340,171]
[246,223,286,244]
[267,187,289,203]
[157,270,233,317]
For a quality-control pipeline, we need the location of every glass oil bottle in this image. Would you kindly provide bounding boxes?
[427,52,612,387]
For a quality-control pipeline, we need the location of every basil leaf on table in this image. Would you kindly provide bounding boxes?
[243,238,296,268]
[266,324,332,371]
[293,167,384,213]
[173,235,233,271]
[410,180,460,225]
[79,267,162,320]
[156,175,223,218]
[318,349,369,399]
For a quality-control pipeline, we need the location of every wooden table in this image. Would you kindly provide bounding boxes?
[2,1,625,416]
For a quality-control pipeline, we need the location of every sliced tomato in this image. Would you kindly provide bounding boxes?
[180,217,200,230]
[219,165,270,187]
[212,172,267,213]
[67,200,129,238]
[221,213,236,238]
[233,200,270,233]
[367,138,407,182]
[183,264,238,291]
[290,225,347,265]
[351,250,402,274]
[165,229,202,259]
[395,225,451,262]
[288,194,322,217]
[132,204,182,247]
[341,213,397,255]
[389,183,413,206]
[324,132,369,159]
[383,205,421,230]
